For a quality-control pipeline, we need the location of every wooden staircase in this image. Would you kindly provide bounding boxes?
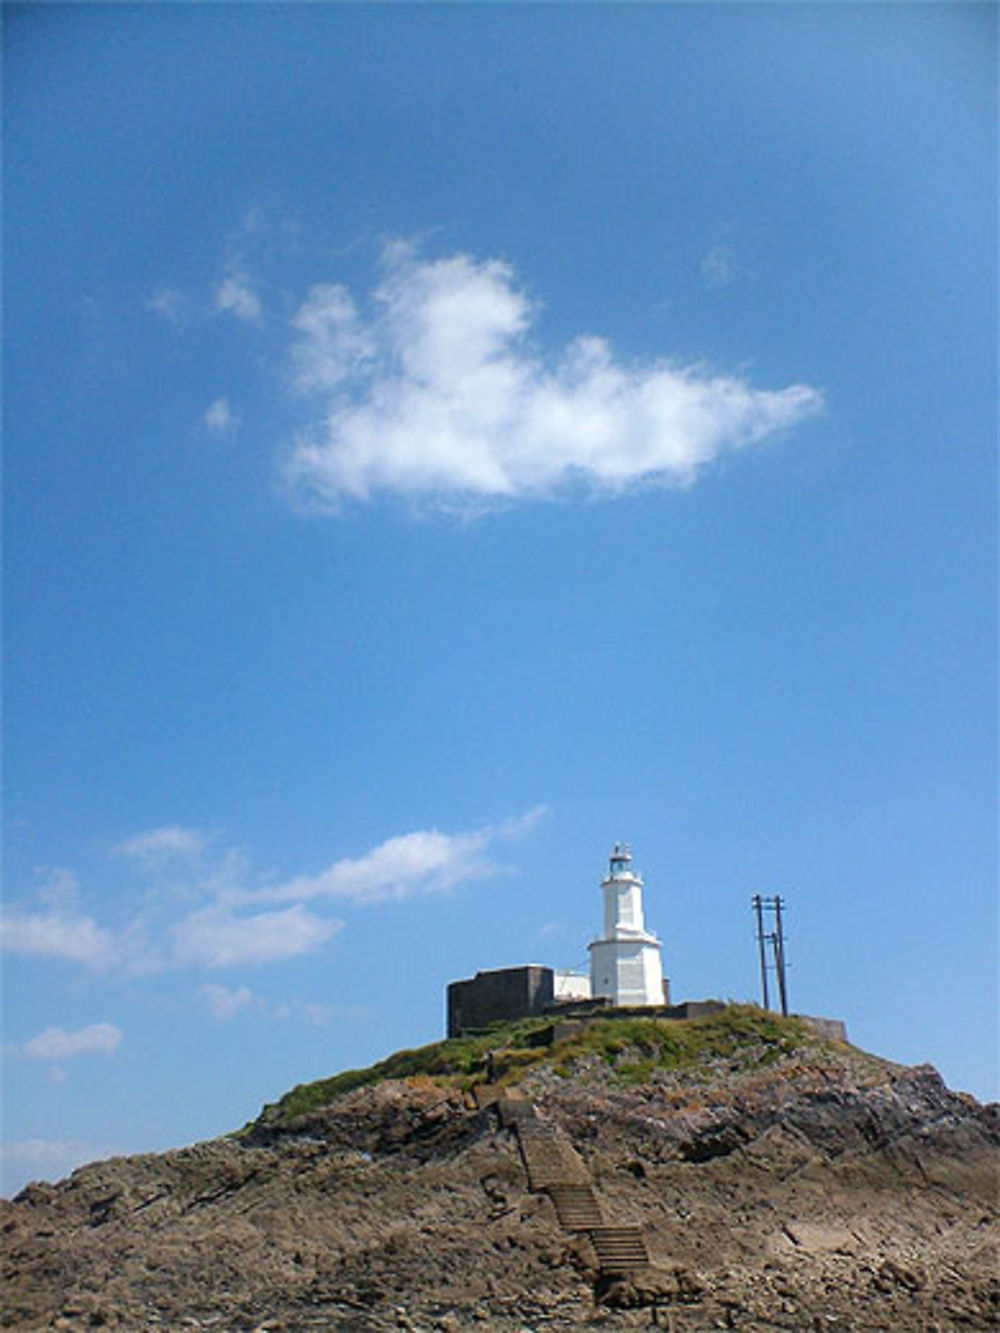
[498,1095,652,1276]
[514,1121,590,1190]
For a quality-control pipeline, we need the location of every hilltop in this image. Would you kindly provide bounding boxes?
[3,1007,997,1332]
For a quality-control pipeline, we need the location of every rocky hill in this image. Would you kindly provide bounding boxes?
[3,1007,997,1332]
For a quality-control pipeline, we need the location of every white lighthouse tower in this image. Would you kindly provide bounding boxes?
[588,844,667,1008]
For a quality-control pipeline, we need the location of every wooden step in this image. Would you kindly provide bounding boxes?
[514,1128,590,1189]
[520,1152,587,1190]
[589,1225,651,1273]
[545,1184,604,1230]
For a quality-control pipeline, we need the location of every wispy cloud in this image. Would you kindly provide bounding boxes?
[34,867,82,911]
[297,1001,340,1027]
[263,829,490,905]
[113,824,207,862]
[215,272,262,324]
[198,987,369,1027]
[171,904,341,969]
[199,983,254,1021]
[23,1023,122,1061]
[3,810,543,974]
[535,921,565,941]
[1,1139,112,1196]
[283,243,822,512]
[0,910,116,967]
[146,285,188,324]
[204,398,240,434]
[700,243,740,289]
[258,805,546,905]
[290,284,373,393]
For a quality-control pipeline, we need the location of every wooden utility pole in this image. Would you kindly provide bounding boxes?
[752,894,789,1015]
[753,893,770,1010]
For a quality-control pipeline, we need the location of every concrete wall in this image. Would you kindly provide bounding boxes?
[660,999,722,1020]
[798,1014,849,1042]
[447,966,555,1038]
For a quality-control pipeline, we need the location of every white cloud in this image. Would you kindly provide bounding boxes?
[35,867,81,911]
[258,806,545,906]
[4,810,542,976]
[23,1023,122,1061]
[196,846,254,901]
[494,805,549,840]
[265,829,491,905]
[284,244,823,511]
[0,910,116,968]
[204,397,240,433]
[215,272,262,324]
[200,983,254,1020]
[113,825,207,862]
[290,284,373,393]
[171,904,342,969]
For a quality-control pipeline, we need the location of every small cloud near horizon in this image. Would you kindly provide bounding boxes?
[0,1139,118,1198]
[23,1023,123,1061]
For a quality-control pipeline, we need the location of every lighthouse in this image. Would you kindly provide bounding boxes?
[588,844,667,1007]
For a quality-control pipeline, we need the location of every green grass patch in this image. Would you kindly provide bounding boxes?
[557,1006,808,1076]
[258,1005,814,1127]
[266,1016,556,1123]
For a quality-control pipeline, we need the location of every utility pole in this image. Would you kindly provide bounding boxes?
[752,893,770,1011]
[752,894,789,1015]
[773,895,788,1017]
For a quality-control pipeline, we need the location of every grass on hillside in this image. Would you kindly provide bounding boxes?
[260,1005,818,1127]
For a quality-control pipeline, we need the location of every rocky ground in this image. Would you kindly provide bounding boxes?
[3,1018,997,1332]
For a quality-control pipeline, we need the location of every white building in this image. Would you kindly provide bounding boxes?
[588,844,667,1007]
[553,969,592,1002]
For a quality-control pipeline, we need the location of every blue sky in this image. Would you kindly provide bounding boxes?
[3,3,995,1195]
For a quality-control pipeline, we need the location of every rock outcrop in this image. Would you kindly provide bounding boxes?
[3,1012,997,1331]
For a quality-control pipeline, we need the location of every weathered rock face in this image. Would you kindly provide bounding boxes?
[3,1052,998,1332]
[520,1060,999,1331]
